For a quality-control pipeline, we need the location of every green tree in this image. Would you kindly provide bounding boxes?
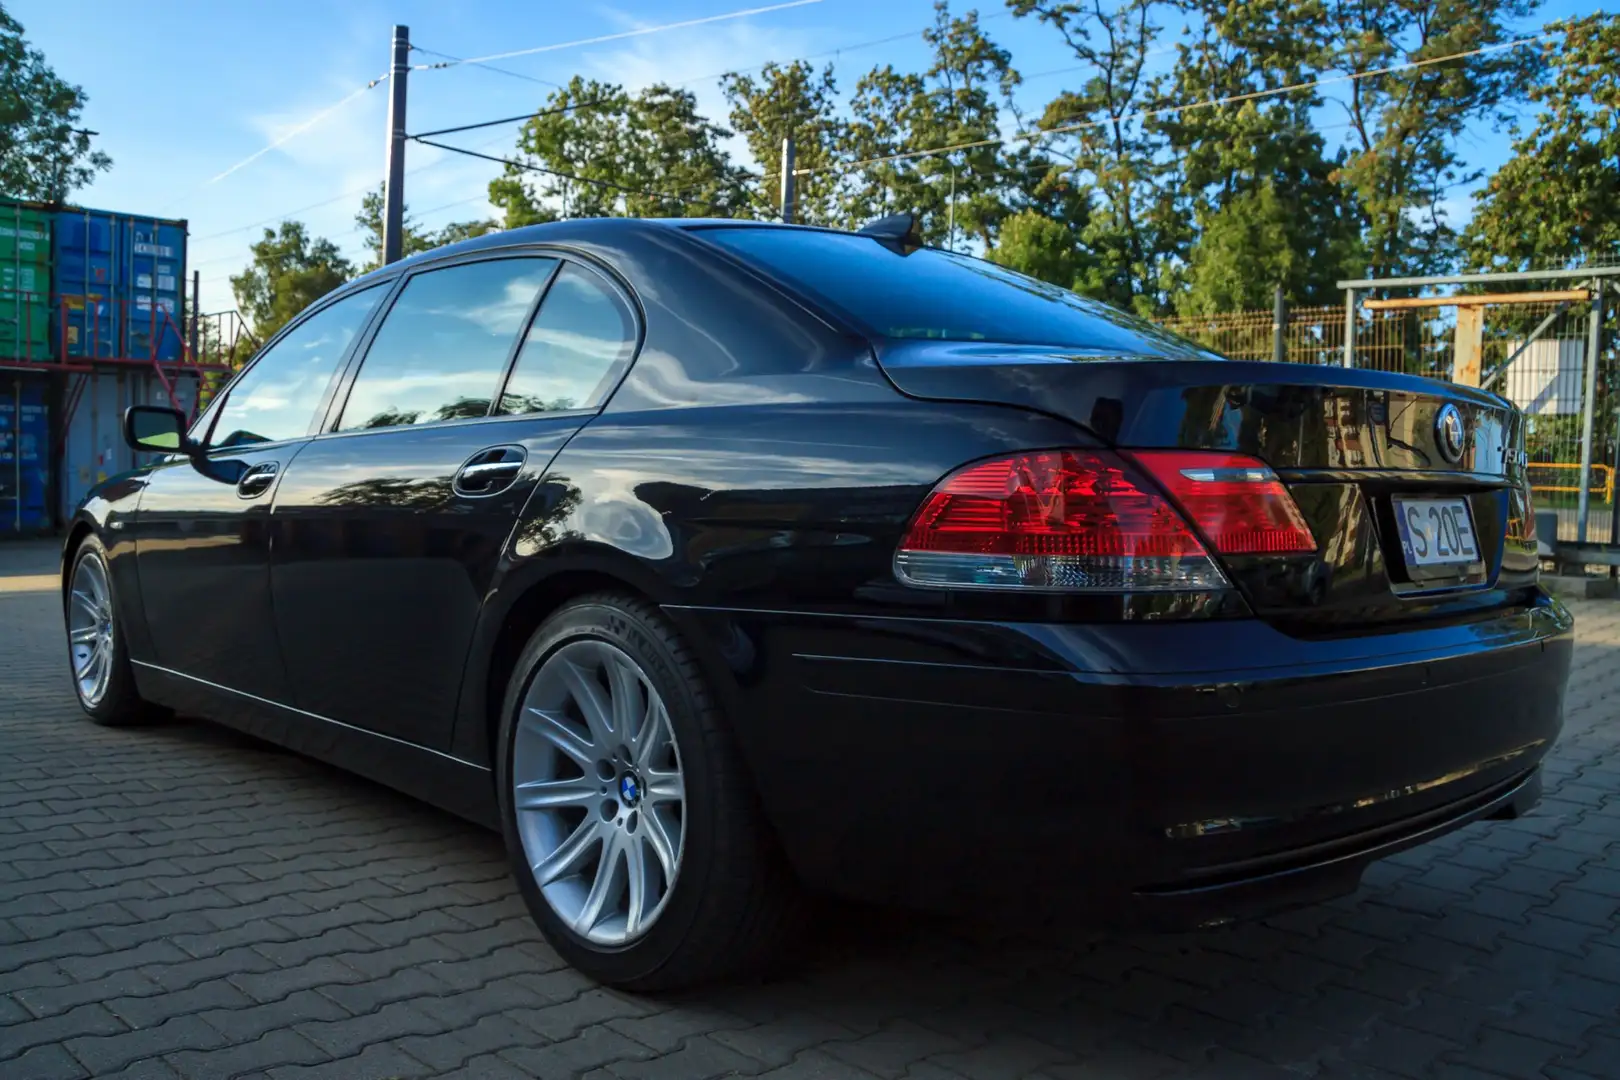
[0,7,110,199]
[1009,0,1177,314]
[354,186,436,271]
[721,61,843,225]
[838,3,1023,247]
[490,77,755,225]
[1326,0,1544,279]
[229,222,354,339]
[1467,14,1620,271]
[1157,0,1357,312]
[353,186,499,270]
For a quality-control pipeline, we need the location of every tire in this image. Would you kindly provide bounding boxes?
[496,592,803,990]
[64,534,156,727]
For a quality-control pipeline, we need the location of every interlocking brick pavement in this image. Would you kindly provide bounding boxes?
[3,538,1619,1080]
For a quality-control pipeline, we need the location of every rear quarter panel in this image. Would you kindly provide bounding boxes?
[445,224,1119,766]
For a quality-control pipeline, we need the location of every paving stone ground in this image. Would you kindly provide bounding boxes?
[2,538,1619,1080]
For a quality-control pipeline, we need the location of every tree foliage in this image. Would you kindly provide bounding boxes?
[229,222,354,340]
[223,1,1614,327]
[1466,14,1620,272]
[0,6,109,200]
[489,77,756,226]
[353,186,498,272]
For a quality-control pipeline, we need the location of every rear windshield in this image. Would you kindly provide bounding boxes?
[696,225,1216,356]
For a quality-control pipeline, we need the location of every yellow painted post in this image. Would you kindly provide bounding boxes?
[1452,305,1484,386]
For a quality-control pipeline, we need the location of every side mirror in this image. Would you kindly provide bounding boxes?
[124,405,195,456]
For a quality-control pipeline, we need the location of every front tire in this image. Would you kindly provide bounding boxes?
[496,593,802,990]
[65,535,153,727]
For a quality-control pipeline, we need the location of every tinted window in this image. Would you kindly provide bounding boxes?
[337,258,557,431]
[699,226,1216,356]
[496,264,636,415]
[209,284,384,449]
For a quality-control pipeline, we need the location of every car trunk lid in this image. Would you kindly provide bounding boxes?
[874,340,1537,631]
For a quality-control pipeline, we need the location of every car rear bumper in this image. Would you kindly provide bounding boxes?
[670,594,1573,924]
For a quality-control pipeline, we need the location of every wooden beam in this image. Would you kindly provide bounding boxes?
[1363,289,1590,311]
[1453,305,1484,386]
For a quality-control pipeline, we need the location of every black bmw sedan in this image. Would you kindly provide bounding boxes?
[63,217,1571,990]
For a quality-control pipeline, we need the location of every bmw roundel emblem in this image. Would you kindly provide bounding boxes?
[619,773,641,805]
[1435,404,1467,464]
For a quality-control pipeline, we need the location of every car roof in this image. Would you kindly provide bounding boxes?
[340,216,837,291]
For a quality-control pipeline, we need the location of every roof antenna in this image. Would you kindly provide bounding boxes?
[857,212,923,253]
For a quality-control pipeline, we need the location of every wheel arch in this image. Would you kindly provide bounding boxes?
[453,549,690,769]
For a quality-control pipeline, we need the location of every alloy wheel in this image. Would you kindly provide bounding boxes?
[512,639,686,946]
[68,552,116,708]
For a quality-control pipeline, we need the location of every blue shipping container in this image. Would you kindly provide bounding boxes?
[59,368,197,520]
[0,374,50,534]
[54,208,187,362]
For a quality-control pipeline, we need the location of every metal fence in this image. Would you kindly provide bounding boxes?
[1157,286,1617,545]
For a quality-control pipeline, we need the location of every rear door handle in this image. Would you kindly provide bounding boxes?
[237,462,278,499]
[454,446,527,497]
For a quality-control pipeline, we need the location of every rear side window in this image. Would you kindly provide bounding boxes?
[209,284,384,449]
[337,258,557,431]
[697,226,1215,356]
[496,264,636,416]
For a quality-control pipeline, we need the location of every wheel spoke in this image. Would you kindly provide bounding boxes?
[70,589,99,620]
[624,832,649,936]
[604,655,644,743]
[514,775,599,811]
[557,655,615,743]
[634,700,672,771]
[69,625,99,645]
[523,707,594,766]
[75,642,102,680]
[642,807,679,882]
[532,817,602,886]
[645,767,684,805]
[573,832,621,934]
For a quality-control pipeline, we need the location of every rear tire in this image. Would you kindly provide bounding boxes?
[496,593,803,990]
[65,535,156,727]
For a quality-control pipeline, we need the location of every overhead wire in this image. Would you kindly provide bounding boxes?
[783,30,1561,180]
[410,136,753,215]
[408,45,564,89]
[412,0,824,71]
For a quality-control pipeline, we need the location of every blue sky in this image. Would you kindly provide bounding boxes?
[12,0,1602,314]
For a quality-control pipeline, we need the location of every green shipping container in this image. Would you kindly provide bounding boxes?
[0,200,52,362]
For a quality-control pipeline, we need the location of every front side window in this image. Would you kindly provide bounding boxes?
[337,258,558,431]
[208,284,384,449]
[496,264,637,416]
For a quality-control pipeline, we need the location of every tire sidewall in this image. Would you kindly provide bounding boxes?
[496,597,725,985]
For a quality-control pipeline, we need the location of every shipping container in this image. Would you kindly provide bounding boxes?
[59,368,197,519]
[0,372,50,534]
[0,201,52,362]
[54,208,187,363]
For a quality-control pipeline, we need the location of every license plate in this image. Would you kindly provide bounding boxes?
[1393,496,1480,567]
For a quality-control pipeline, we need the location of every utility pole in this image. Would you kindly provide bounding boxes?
[382,25,410,265]
[779,135,796,225]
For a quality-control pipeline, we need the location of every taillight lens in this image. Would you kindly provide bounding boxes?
[1129,451,1317,555]
[894,449,1229,591]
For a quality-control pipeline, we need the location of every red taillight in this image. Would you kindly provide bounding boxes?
[894,450,1229,591]
[1129,451,1317,555]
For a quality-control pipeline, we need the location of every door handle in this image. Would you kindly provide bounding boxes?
[454,445,527,497]
[237,462,279,499]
